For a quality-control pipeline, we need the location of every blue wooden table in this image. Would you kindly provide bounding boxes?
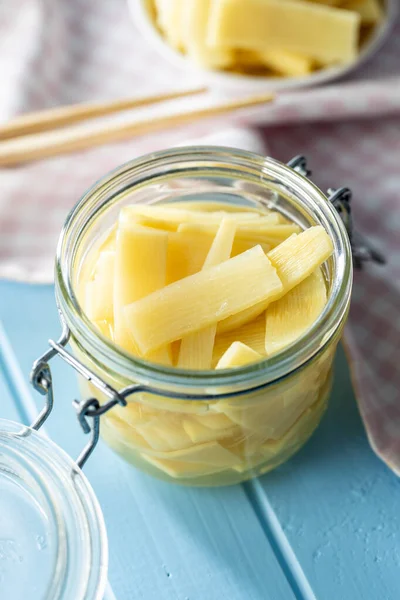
[1,280,399,600]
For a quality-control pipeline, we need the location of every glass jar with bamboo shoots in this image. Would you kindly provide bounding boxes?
[55,147,352,486]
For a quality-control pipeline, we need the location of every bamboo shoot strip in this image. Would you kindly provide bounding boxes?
[114,223,171,364]
[178,219,236,369]
[124,245,283,355]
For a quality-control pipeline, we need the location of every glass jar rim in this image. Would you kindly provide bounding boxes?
[55,146,352,395]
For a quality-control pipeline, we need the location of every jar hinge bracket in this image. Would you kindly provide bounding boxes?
[287,156,386,268]
[29,311,142,469]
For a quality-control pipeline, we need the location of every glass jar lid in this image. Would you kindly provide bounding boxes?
[0,418,108,600]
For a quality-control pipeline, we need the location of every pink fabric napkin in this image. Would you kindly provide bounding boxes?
[264,117,400,475]
[0,0,399,474]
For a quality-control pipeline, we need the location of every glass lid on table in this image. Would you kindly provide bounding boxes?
[0,416,107,600]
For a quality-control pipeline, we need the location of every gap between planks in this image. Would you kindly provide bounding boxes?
[243,479,317,600]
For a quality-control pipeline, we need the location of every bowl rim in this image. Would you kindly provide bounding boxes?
[129,0,398,91]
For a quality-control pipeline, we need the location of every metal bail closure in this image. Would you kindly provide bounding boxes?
[327,187,386,269]
[29,311,132,469]
[287,155,312,178]
[287,155,386,269]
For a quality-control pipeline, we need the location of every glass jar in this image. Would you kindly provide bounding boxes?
[54,147,352,487]
[0,418,108,599]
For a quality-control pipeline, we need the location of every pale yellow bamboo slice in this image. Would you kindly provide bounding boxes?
[120,205,260,226]
[76,225,116,308]
[183,0,234,67]
[156,0,186,50]
[177,326,216,369]
[166,230,213,284]
[119,211,178,232]
[267,226,333,291]
[182,418,237,444]
[112,401,158,428]
[93,319,114,341]
[218,225,333,333]
[136,416,193,452]
[193,412,235,430]
[216,342,263,369]
[164,200,266,214]
[114,223,169,358]
[309,0,344,5]
[143,440,240,467]
[189,414,238,446]
[213,388,314,438]
[124,245,283,355]
[84,250,115,321]
[177,215,285,235]
[265,268,327,356]
[101,414,153,453]
[343,0,382,24]
[217,298,270,334]
[257,50,315,77]
[234,228,302,248]
[208,0,361,65]
[140,454,226,478]
[231,238,271,258]
[213,313,266,365]
[178,219,237,369]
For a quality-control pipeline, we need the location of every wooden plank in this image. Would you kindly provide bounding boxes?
[251,346,400,600]
[0,281,296,600]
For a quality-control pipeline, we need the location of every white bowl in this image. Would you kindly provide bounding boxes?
[129,0,398,91]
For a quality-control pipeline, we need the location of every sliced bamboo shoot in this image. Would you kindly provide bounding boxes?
[193,412,236,430]
[208,0,361,65]
[257,49,314,77]
[178,219,237,369]
[167,230,213,284]
[143,440,240,467]
[136,416,192,452]
[182,418,237,444]
[183,0,233,67]
[344,0,382,24]
[156,0,186,50]
[213,313,266,365]
[124,245,283,355]
[231,238,270,258]
[165,200,265,214]
[120,205,260,226]
[216,341,263,369]
[218,226,332,333]
[120,212,178,232]
[84,250,115,321]
[265,268,327,356]
[141,454,226,478]
[114,223,168,356]
[93,319,114,341]
[217,298,270,334]
[268,226,333,292]
[178,215,287,236]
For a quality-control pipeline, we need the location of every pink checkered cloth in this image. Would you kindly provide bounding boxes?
[0,0,399,474]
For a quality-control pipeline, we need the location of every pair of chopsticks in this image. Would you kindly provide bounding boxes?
[0,88,274,167]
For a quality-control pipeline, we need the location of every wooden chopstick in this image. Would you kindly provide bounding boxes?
[0,87,207,140]
[0,92,274,167]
